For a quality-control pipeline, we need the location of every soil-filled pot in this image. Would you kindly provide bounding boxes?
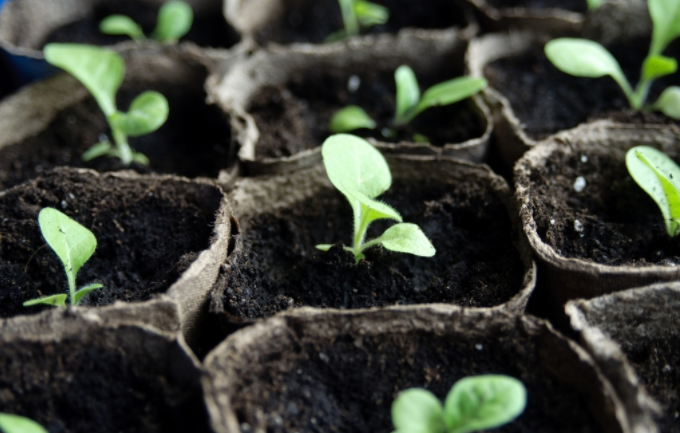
[0,317,210,433]
[467,30,680,171]
[0,167,233,351]
[515,123,680,326]
[203,306,635,433]
[566,283,680,433]
[224,0,477,47]
[210,156,536,332]
[210,30,492,175]
[0,44,236,190]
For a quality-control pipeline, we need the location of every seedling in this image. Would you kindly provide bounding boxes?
[545,0,680,118]
[626,146,680,237]
[23,208,103,308]
[587,0,604,11]
[329,65,487,141]
[315,134,435,262]
[327,0,389,41]
[99,1,193,44]
[0,414,47,433]
[44,43,169,166]
[392,375,527,433]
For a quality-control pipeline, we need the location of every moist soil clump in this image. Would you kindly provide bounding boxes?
[523,148,680,266]
[484,36,680,140]
[252,0,469,45]
[229,322,599,432]
[484,0,587,11]
[250,64,485,160]
[213,180,524,323]
[41,0,239,49]
[0,81,232,190]
[0,169,218,318]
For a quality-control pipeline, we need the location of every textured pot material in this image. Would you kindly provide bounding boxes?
[210,155,536,331]
[0,44,236,189]
[203,306,631,433]
[567,283,680,433]
[209,30,492,175]
[515,123,680,321]
[464,0,583,35]
[0,167,233,349]
[0,317,209,433]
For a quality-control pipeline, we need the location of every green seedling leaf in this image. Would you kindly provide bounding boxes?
[153,1,193,43]
[132,151,151,165]
[39,208,97,280]
[586,0,604,10]
[44,44,123,117]
[649,0,680,56]
[315,244,333,251]
[395,65,420,125]
[355,0,389,27]
[110,91,169,137]
[99,15,145,41]
[413,133,429,143]
[73,283,104,305]
[654,86,680,119]
[392,389,446,433]
[643,55,678,81]
[373,223,435,256]
[23,294,68,307]
[414,76,487,118]
[330,105,377,133]
[81,140,113,161]
[339,0,360,37]
[444,375,527,433]
[0,413,48,433]
[544,38,633,102]
[626,146,680,236]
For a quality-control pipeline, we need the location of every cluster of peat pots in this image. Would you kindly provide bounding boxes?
[1,0,680,432]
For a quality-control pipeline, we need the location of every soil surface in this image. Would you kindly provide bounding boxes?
[484,36,680,141]
[250,62,486,160]
[0,169,220,318]
[522,147,680,266]
[228,319,600,432]
[0,80,232,191]
[0,327,210,433]
[41,0,239,49]
[212,178,524,324]
[484,0,587,11]
[253,0,470,45]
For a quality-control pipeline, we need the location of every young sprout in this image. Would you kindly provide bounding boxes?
[545,0,680,118]
[329,65,487,141]
[0,414,47,433]
[327,0,389,41]
[315,134,435,262]
[99,1,193,44]
[587,0,604,11]
[392,375,527,433]
[23,208,103,308]
[44,43,169,166]
[626,146,680,237]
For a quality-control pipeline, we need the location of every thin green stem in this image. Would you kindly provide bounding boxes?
[67,272,76,306]
[339,0,359,36]
[110,125,132,165]
[353,204,372,256]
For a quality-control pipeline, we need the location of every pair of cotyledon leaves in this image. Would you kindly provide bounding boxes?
[99,1,193,43]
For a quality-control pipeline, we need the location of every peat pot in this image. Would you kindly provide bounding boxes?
[210,30,492,175]
[202,306,639,433]
[0,167,233,352]
[0,44,236,191]
[209,155,536,333]
[463,0,584,34]
[515,123,680,326]
[567,282,680,433]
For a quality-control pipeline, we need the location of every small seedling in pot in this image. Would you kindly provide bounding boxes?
[326,0,389,41]
[23,208,103,308]
[315,134,435,262]
[329,65,487,142]
[0,413,47,433]
[626,146,680,237]
[392,375,527,433]
[99,1,193,44]
[545,0,680,118]
[44,43,169,166]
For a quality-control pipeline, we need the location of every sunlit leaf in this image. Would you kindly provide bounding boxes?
[649,0,680,55]
[74,283,104,305]
[414,76,486,118]
[0,413,48,433]
[329,105,377,133]
[99,15,145,41]
[23,294,68,307]
[392,388,445,433]
[394,65,420,125]
[153,1,193,43]
[654,86,680,119]
[110,91,169,137]
[375,223,436,256]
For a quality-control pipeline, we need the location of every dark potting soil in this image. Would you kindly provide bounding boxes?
[41,0,239,49]
[252,0,470,45]
[229,321,600,432]
[484,36,680,141]
[250,62,486,160]
[484,0,587,12]
[523,147,680,266]
[0,80,232,191]
[0,169,219,318]
[0,328,210,433]
[213,179,524,323]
